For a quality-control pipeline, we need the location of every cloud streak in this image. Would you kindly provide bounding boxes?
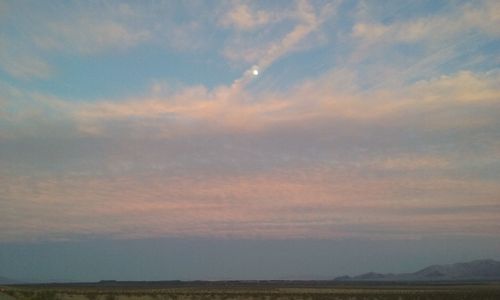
[226,0,338,87]
[4,69,494,138]
[0,0,499,243]
[0,37,53,79]
[2,164,500,242]
[1,67,499,241]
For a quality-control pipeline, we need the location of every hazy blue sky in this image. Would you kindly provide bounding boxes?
[1,0,499,281]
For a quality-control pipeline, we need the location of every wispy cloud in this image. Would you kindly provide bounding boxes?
[225,0,338,86]
[347,0,500,89]
[0,2,152,81]
[35,19,150,55]
[1,163,499,242]
[352,0,500,45]
[219,2,277,30]
[1,65,499,241]
[1,68,498,139]
[0,0,499,243]
[0,37,53,79]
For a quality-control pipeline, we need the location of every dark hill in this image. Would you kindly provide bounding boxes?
[335,259,500,282]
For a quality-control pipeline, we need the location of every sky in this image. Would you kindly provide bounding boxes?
[0,0,500,281]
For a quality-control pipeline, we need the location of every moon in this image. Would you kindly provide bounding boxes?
[252,69,259,76]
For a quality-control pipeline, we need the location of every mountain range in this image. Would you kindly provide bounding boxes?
[335,259,500,282]
[2,259,500,285]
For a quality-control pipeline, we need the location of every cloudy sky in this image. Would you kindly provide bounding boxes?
[1,0,500,281]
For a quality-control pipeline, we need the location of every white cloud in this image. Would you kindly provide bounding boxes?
[0,52,52,80]
[352,0,500,45]
[225,0,338,87]
[219,3,275,30]
[0,2,152,80]
[1,1,499,243]
[2,67,497,141]
[35,18,150,55]
[0,37,53,80]
[352,22,388,42]
[1,65,499,241]
[344,0,500,90]
[462,0,500,36]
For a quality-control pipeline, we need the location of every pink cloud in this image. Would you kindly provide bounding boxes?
[1,162,499,242]
[218,3,276,30]
[2,68,498,140]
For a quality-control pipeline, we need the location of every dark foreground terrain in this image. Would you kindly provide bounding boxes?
[2,281,500,300]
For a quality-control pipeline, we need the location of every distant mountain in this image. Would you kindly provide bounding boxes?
[352,272,388,280]
[335,259,500,282]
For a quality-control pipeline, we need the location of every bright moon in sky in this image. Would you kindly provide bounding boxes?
[253,69,259,76]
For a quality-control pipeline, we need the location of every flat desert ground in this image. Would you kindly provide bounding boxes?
[2,283,500,300]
